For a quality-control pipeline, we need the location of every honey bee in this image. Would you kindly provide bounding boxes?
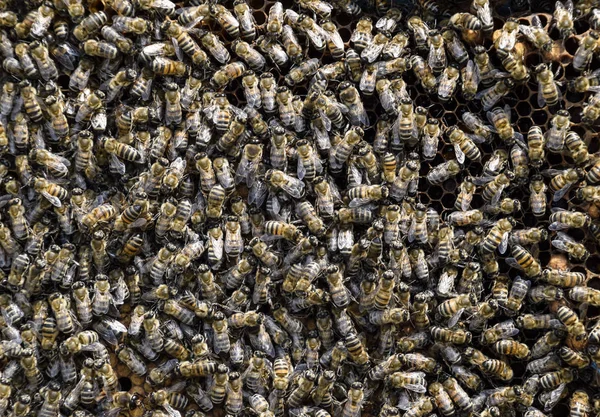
[411,55,438,93]
[548,208,589,231]
[233,0,256,41]
[534,64,562,107]
[448,126,482,163]
[481,217,515,255]
[503,275,532,311]
[551,232,590,260]
[540,368,577,391]
[525,176,547,218]
[583,91,600,124]
[427,159,461,185]
[476,78,514,111]
[544,167,583,202]
[553,0,575,38]
[438,65,460,102]
[487,105,524,146]
[519,15,553,52]
[462,111,494,143]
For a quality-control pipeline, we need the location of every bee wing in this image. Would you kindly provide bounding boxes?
[541,168,566,176]
[469,59,481,85]
[475,84,496,100]
[565,0,574,13]
[326,29,344,50]
[40,190,63,207]
[466,133,487,144]
[225,230,242,255]
[170,38,184,61]
[537,81,548,107]
[152,0,175,8]
[513,132,527,149]
[453,144,466,164]
[552,183,571,202]
[280,176,305,199]
[93,319,127,346]
[245,89,260,108]
[349,198,372,208]
[544,383,566,412]
[248,179,268,208]
[109,154,126,175]
[306,28,325,49]
[162,403,182,417]
[499,31,516,51]
[404,384,427,393]
[209,233,224,260]
[335,101,350,114]
[297,158,307,181]
[357,103,370,126]
[448,308,465,328]
[548,222,569,231]
[31,14,53,38]
[350,163,363,186]
[499,231,509,254]
[427,45,442,69]
[485,111,499,130]
[551,238,571,253]
[491,184,506,206]
[314,156,323,174]
[502,103,512,120]
[318,111,332,131]
[269,192,281,216]
[556,231,576,242]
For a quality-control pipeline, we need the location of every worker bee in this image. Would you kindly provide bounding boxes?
[476,78,514,111]
[475,171,514,205]
[448,126,482,163]
[427,159,461,185]
[540,368,577,391]
[462,112,494,144]
[410,55,437,93]
[210,62,246,89]
[487,105,524,146]
[526,175,548,218]
[543,167,583,202]
[551,232,589,260]
[519,15,553,52]
[233,0,256,41]
[535,64,562,107]
[441,375,473,411]
[438,65,460,102]
[553,0,575,38]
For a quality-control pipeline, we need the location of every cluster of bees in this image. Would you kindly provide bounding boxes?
[4,0,600,416]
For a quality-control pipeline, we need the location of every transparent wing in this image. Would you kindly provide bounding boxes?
[280,177,305,199]
[454,144,466,164]
[349,198,372,208]
[448,308,465,328]
[170,38,184,61]
[41,191,62,207]
[210,233,224,260]
[552,183,571,202]
[548,222,569,231]
[499,232,509,254]
[297,158,306,180]
[109,154,126,175]
[404,384,427,393]
[505,257,523,271]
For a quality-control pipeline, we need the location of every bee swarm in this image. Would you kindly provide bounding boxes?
[3,0,600,417]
